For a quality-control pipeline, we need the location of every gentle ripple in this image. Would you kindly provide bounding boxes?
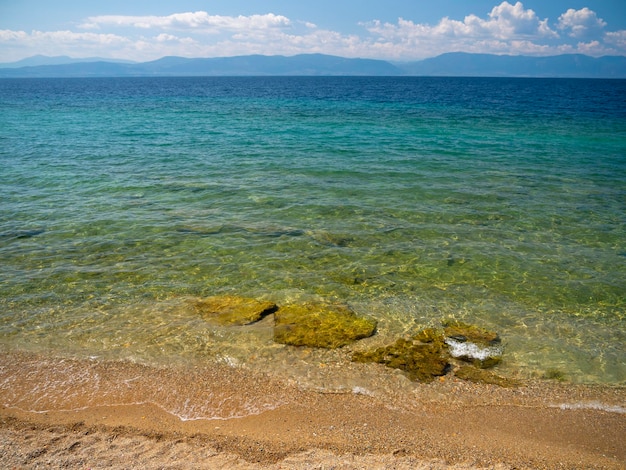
[0,77,625,386]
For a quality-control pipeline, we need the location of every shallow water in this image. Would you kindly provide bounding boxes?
[1,77,625,388]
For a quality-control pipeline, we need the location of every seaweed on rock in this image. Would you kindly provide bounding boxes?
[455,365,520,387]
[442,319,501,346]
[352,322,513,386]
[273,302,377,349]
[352,329,450,383]
[193,295,277,326]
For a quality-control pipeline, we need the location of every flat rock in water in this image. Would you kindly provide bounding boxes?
[442,319,500,346]
[454,365,520,387]
[352,329,450,383]
[193,295,277,326]
[274,303,377,349]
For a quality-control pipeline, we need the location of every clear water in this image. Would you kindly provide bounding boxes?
[1,76,625,387]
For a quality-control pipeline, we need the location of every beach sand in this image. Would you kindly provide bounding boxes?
[1,351,624,469]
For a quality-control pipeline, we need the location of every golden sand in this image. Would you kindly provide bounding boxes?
[1,351,624,469]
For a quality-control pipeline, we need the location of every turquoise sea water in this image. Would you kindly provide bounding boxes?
[1,77,625,388]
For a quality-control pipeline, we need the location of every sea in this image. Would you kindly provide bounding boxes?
[1,76,625,415]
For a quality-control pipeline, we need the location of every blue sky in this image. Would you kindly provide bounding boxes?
[1,1,625,62]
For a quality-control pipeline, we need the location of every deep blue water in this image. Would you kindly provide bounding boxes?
[1,76,625,387]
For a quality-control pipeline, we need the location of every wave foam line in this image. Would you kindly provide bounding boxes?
[3,398,288,422]
[553,401,626,414]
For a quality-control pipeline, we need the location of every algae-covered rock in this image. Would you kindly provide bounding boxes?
[193,295,277,326]
[352,329,449,383]
[353,322,515,386]
[274,303,377,349]
[443,319,502,368]
[442,319,500,345]
[455,365,520,387]
[542,369,567,381]
[309,230,354,247]
[413,327,444,344]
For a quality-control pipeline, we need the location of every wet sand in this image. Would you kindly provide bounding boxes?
[1,351,624,469]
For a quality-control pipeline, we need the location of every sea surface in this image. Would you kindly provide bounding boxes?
[1,77,625,401]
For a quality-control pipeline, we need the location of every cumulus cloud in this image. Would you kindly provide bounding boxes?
[557,8,606,38]
[360,1,626,59]
[0,29,129,47]
[0,2,625,62]
[0,29,133,61]
[605,30,626,50]
[74,11,365,60]
[488,1,556,37]
[80,12,291,33]
[363,1,559,58]
[153,33,196,46]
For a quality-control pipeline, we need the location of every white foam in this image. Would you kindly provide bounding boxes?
[216,355,239,368]
[444,338,502,361]
[554,402,626,414]
[352,386,374,397]
[6,399,288,423]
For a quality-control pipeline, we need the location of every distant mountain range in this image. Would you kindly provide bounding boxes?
[0,53,625,78]
[0,54,136,68]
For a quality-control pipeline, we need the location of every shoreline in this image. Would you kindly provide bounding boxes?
[1,351,625,469]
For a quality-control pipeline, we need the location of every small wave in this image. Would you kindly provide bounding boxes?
[0,353,291,422]
[4,399,287,423]
[554,402,626,414]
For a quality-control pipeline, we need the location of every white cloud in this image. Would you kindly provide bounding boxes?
[363,1,558,58]
[488,1,556,37]
[154,33,196,44]
[366,1,556,41]
[80,12,291,33]
[0,3,625,62]
[0,29,136,61]
[557,8,606,38]
[574,40,605,56]
[605,30,626,50]
[0,29,129,47]
[0,29,29,41]
[358,1,626,59]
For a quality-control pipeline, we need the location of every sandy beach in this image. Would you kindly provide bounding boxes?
[1,351,624,469]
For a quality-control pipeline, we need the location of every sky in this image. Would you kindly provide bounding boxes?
[1,1,625,62]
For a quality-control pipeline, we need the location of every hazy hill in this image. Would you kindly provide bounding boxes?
[140,54,401,76]
[0,55,135,69]
[0,54,400,77]
[399,52,626,78]
[0,53,624,78]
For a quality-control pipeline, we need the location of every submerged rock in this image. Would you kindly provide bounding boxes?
[443,319,502,368]
[442,319,500,345]
[352,329,450,383]
[352,322,516,386]
[274,303,377,349]
[455,365,519,387]
[1,228,45,240]
[542,369,567,381]
[193,295,277,326]
[308,230,354,247]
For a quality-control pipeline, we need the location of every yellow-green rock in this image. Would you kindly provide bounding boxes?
[274,302,377,349]
[413,327,444,343]
[352,330,450,383]
[442,319,500,346]
[455,365,520,387]
[542,369,567,381]
[193,295,277,326]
